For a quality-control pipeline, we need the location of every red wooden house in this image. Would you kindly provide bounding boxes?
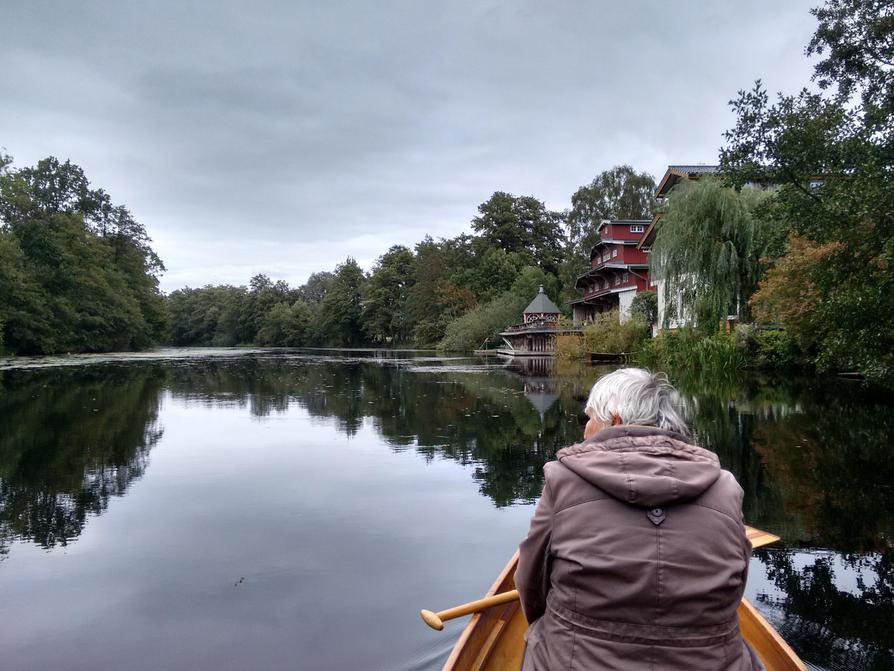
[570,219,651,323]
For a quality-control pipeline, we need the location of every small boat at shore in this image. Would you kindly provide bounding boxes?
[425,526,805,671]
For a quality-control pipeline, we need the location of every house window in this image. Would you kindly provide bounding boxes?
[630,225,644,233]
[614,275,620,285]
[623,272,629,282]
[612,249,618,258]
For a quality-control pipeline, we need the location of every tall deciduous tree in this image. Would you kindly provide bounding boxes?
[298,271,336,306]
[362,245,415,344]
[0,154,167,354]
[722,0,894,385]
[319,258,366,346]
[650,178,772,329]
[405,237,475,346]
[471,192,565,276]
[567,165,657,248]
[257,300,312,346]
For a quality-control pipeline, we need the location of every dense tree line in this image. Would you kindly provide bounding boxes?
[167,178,655,350]
[724,0,894,387]
[0,150,653,355]
[644,0,894,387]
[0,154,167,354]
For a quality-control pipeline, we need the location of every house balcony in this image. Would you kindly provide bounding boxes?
[570,280,639,305]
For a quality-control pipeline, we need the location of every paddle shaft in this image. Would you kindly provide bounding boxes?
[421,589,519,630]
[421,526,778,632]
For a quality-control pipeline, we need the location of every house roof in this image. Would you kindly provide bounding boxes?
[524,286,560,315]
[656,164,719,198]
[637,212,663,251]
[595,218,651,234]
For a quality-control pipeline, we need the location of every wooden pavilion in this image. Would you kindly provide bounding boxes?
[497,286,580,356]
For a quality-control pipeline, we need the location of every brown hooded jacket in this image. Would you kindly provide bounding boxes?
[516,425,763,670]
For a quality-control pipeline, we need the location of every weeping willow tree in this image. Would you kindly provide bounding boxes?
[651,178,775,330]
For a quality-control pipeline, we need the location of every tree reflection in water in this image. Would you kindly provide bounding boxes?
[0,365,165,557]
[756,548,894,670]
[669,369,894,669]
[1,353,892,669]
[166,356,588,505]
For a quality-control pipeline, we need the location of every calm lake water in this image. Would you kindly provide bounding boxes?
[0,349,891,671]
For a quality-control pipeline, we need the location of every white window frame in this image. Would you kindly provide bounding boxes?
[630,224,644,233]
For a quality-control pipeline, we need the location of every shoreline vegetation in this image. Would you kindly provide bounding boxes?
[1,1,891,387]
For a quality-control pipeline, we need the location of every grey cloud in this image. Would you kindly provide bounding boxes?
[1,1,818,291]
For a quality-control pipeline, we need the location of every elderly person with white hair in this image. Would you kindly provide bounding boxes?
[516,368,763,670]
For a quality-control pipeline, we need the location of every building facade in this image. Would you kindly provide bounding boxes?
[638,165,719,331]
[570,219,651,323]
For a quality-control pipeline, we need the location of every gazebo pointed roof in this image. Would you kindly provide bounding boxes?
[524,286,560,315]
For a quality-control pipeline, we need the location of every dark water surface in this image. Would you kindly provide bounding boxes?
[0,349,891,670]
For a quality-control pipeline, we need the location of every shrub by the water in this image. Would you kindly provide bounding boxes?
[736,325,802,370]
[629,291,658,327]
[439,292,528,352]
[638,328,745,372]
[555,332,585,361]
[583,311,651,355]
[556,312,650,361]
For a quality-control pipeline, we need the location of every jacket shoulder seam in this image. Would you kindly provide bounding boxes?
[689,500,742,524]
[552,494,613,515]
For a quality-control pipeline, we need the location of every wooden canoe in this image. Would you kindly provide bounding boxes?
[441,526,805,671]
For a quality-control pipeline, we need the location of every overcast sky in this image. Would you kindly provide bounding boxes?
[2,1,818,291]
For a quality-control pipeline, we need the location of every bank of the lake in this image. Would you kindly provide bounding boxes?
[0,349,891,670]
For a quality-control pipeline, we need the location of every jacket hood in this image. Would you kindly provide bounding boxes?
[556,425,721,507]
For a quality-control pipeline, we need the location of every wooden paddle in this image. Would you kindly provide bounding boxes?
[421,590,520,630]
[421,525,779,630]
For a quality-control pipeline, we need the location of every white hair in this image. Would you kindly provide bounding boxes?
[585,368,689,436]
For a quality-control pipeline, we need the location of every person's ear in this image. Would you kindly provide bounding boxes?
[610,413,622,426]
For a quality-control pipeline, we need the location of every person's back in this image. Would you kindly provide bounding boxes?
[516,370,763,670]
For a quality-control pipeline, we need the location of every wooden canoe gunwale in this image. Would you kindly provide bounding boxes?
[442,526,805,671]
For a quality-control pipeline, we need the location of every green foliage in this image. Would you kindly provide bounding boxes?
[167,285,246,346]
[405,236,477,346]
[297,271,335,306]
[257,301,312,346]
[555,332,586,361]
[510,266,561,308]
[566,166,656,250]
[581,311,650,354]
[439,292,528,352]
[0,148,662,355]
[0,154,167,354]
[318,258,366,347]
[0,229,54,352]
[638,328,745,373]
[650,178,775,330]
[472,192,565,276]
[438,265,562,352]
[736,325,802,370]
[362,245,415,344]
[629,290,658,326]
[720,0,894,386]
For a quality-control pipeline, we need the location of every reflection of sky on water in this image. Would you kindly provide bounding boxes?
[1,351,892,670]
[2,398,537,670]
[749,550,880,602]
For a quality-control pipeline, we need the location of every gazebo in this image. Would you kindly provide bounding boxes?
[497,286,579,356]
